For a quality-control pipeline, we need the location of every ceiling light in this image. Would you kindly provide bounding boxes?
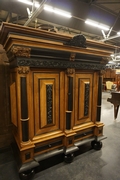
[18,0,40,8]
[85,19,110,31]
[44,5,72,18]
[117,31,120,35]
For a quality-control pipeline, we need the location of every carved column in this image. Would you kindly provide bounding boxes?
[66,68,75,130]
[96,71,103,122]
[18,67,30,143]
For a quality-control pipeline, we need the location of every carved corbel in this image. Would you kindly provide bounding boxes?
[66,68,75,76]
[11,46,31,58]
[100,57,109,64]
[69,53,76,61]
[18,66,30,74]
[100,70,106,76]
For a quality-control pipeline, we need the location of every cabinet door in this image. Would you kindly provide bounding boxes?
[74,73,93,126]
[33,71,64,136]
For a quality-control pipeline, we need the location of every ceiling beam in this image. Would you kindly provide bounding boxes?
[6,12,12,23]
[100,34,120,42]
[24,0,47,26]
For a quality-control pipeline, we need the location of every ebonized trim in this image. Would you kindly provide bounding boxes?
[10,58,106,70]
[20,77,29,142]
[66,112,71,130]
[97,76,102,121]
[21,77,28,119]
[34,140,62,153]
[68,77,73,111]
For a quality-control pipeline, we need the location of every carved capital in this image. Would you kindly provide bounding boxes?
[100,57,109,64]
[100,70,106,76]
[18,66,30,74]
[11,46,31,57]
[70,53,76,61]
[66,68,75,75]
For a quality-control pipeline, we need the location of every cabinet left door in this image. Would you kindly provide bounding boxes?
[30,69,65,141]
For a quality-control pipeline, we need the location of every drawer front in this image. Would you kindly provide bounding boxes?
[34,138,63,154]
[74,128,94,141]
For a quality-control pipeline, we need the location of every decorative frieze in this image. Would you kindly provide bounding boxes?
[17,59,106,70]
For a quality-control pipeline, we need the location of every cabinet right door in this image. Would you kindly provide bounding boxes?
[74,72,94,127]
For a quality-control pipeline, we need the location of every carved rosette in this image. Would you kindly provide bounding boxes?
[11,46,31,57]
[18,67,30,74]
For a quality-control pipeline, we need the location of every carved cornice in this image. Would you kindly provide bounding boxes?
[16,59,106,70]
[11,46,31,57]
[18,66,30,74]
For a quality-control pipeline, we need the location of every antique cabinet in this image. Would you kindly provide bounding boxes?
[0,22,115,179]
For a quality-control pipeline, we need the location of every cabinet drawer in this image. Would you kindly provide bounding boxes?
[34,138,63,154]
[74,128,94,141]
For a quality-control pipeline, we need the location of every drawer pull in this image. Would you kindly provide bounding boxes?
[84,133,87,136]
[48,144,52,148]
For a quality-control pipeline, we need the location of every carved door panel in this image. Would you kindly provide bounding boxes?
[74,73,93,126]
[33,71,64,136]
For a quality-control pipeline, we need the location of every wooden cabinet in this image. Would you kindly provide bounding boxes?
[0,22,115,178]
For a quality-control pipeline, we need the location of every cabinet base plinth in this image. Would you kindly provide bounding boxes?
[64,145,79,155]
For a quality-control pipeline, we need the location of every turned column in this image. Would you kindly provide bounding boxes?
[66,68,75,130]
[18,66,30,143]
[96,71,103,122]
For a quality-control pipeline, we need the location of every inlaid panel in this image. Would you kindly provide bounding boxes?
[74,73,93,125]
[33,72,60,135]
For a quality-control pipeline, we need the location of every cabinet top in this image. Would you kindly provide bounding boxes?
[0,22,117,69]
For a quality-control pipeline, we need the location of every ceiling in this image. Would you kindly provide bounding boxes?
[0,0,120,48]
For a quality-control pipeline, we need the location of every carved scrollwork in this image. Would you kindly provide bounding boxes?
[64,34,86,48]
[18,66,30,74]
[11,46,31,57]
[66,68,75,75]
[84,83,90,116]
